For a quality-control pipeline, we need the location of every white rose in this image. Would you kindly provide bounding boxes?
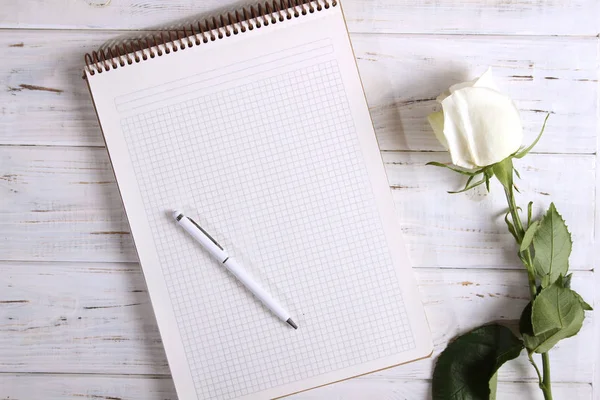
[428,68,523,169]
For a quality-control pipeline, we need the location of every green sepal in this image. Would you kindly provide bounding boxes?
[448,176,486,194]
[492,158,514,191]
[504,211,519,242]
[484,168,494,192]
[426,162,481,176]
[514,114,550,159]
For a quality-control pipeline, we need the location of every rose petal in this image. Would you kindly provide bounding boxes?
[441,86,523,167]
[449,67,498,94]
[436,89,452,103]
[471,67,498,92]
[438,96,478,168]
[437,68,498,103]
[427,110,449,149]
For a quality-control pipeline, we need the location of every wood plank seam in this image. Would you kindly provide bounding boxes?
[2,32,598,153]
[1,0,599,36]
[1,4,598,397]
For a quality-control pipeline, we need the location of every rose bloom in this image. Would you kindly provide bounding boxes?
[428,68,523,169]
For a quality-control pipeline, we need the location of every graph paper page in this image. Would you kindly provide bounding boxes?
[86,3,432,399]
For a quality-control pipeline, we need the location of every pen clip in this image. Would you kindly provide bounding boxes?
[186,217,224,250]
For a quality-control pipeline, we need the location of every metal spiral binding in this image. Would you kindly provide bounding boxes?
[84,0,337,76]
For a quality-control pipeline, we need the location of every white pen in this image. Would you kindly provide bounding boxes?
[172,210,298,329]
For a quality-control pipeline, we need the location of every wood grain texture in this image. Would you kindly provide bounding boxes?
[0,261,594,383]
[1,0,599,35]
[2,0,599,396]
[0,146,595,269]
[0,374,592,400]
[1,31,598,153]
[384,152,596,270]
[291,379,593,400]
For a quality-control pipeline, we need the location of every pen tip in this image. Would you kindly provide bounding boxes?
[286,318,298,329]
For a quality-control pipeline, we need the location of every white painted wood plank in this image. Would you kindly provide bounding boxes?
[384,152,596,269]
[357,35,599,154]
[0,146,132,263]
[0,374,592,400]
[1,146,594,269]
[0,261,594,383]
[0,31,103,147]
[292,378,592,400]
[1,374,178,400]
[1,31,598,153]
[1,0,598,35]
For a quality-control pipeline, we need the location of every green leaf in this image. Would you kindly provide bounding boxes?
[433,324,523,400]
[520,282,585,353]
[527,201,533,227]
[575,292,593,311]
[555,275,592,310]
[489,372,498,400]
[562,273,572,289]
[540,275,551,289]
[517,252,528,266]
[519,220,540,252]
[491,158,513,190]
[532,281,583,335]
[519,302,534,347]
[520,302,560,354]
[514,114,550,159]
[532,203,572,283]
[520,301,551,353]
[427,162,481,176]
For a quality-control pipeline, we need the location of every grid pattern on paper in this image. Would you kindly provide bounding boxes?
[121,60,415,400]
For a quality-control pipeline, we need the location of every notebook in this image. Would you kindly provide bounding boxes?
[83,1,432,399]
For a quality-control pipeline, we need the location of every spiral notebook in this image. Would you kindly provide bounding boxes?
[83,1,432,399]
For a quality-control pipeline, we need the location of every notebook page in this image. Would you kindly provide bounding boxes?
[86,4,432,399]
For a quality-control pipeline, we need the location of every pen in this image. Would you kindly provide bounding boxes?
[172,210,298,329]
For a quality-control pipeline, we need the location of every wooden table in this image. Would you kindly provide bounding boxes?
[1,1,598,398]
